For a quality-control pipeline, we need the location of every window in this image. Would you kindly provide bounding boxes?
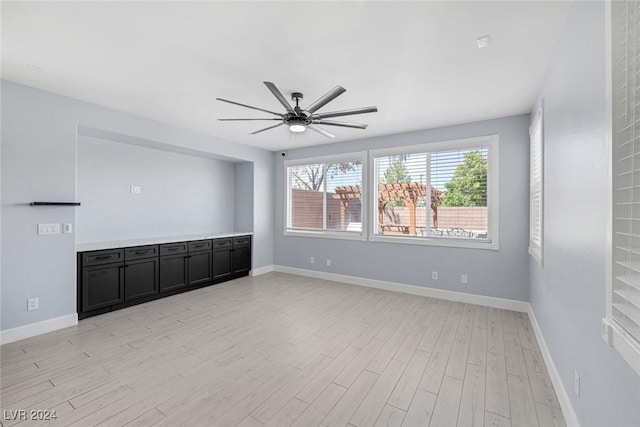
[371,134,499,249]
[607,0,640,376]
[285,154,365,239]
[529,102,544,264]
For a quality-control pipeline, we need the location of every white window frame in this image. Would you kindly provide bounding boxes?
[529,101,544,265]
[284,152,367,241]
[369,134,499,250]
[604,0,640,376]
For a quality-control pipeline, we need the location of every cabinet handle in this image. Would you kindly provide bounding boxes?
[167,247,181,251]
[94,255,113,260]
[134,251,149,255]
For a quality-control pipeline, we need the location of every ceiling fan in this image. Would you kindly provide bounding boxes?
[217,81,377,138]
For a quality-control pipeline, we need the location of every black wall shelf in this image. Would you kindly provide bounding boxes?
[30,202,81,206]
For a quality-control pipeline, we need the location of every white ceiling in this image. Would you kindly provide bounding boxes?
[1,1,571,152]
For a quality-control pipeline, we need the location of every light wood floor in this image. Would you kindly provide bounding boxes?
[1,272,565,427]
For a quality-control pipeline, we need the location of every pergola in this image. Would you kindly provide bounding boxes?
[334,183,443,234]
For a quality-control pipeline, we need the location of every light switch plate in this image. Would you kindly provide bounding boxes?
[38,223,61,235]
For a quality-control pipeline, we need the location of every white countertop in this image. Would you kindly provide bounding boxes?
[77,231,253,252]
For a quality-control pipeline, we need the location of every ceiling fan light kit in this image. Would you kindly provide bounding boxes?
[217,81,378,138]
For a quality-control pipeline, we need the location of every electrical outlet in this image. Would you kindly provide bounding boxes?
[326,259,331,266]
[130,185,141,194]
[310,256,315,264]
[432,271,438,280]
[27,297,39,311]
[461,274,468,284]
[62,223,73,234]
[574,370,580,397]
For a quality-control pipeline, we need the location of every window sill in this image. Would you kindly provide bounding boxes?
[284,229,366,241]
[602,318,640,376]
[370,234,499,250]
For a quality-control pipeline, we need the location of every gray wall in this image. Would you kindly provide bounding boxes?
[234,162,254,233]
[274,115,530,301]
[1,80,274,331]
[77,135,235,243]
[529,2,640,426]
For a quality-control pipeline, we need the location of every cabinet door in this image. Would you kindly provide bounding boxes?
[189,251,212,286]
[159,255,188,292]
[213,249,233,280]
[125,258,159,301]
[233,246,251,275]
[82,263,124,312]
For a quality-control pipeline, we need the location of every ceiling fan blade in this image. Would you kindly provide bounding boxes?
[305,85,347,114]
[313,120,368,129]
[307,124,335,138]
[218,118,281,121]
[263,81,294,113]
[216,98,283,117]
[250,122,285,135]
[311,106,378,119]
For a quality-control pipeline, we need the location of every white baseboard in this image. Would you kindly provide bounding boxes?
[273,265,529,312]
[0,314,78,346]
[528,305,580,427]
[251,264,275,276]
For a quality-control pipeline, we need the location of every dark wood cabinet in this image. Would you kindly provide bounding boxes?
[78,235,251,319]
[213,249,233,280]
[125,258,159,301]
[81,262,125,312]
[159,254,189,292]
[124,245,159,301]
[233,236,251,275]
[212,238,233,280]
[188,240,213,287]
[159,242,188,292]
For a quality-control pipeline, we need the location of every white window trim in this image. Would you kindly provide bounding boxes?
[369,134,499,251]
[529,101,544,265]
[604,0,640,376]
[283,151,367,241]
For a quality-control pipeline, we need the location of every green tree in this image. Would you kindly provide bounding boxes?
[383,159,411,184]
[441,151,487,206]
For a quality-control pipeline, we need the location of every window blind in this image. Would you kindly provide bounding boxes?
[529,104,543,263]
[374,147,489,240]
[612,0,640,344]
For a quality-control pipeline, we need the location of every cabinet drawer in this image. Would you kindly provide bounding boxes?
[159,242,188,256]
[125,245,159,260]
[82,249,124,266]
[212,238,232,250]
[233,236,251,248]
[188,240,212,252]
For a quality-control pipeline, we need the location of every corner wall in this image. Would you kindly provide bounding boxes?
[0,80,274,332]
[529,2,640,426]
[76,135,237,243]
[274,115,530,302]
